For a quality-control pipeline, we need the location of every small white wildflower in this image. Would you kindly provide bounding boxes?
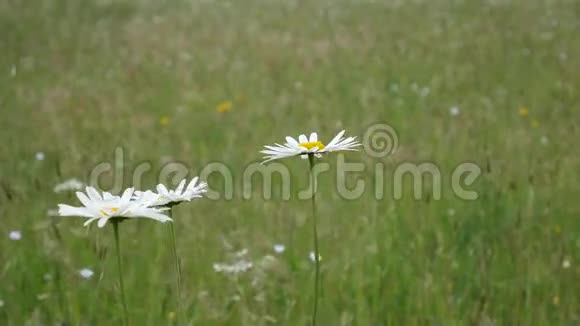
[8,230,21,241]
[234,249,248,257]
[35,152,45,161]
[522,48,531,56]
[152,15,164,24]
[79,268,94,279]
[449,106,460,116]
[451,260,459,269]
[259,255,279,271]
[309,251,321,262]
[37,293,50,301]
[540,136,549,145]
[273,244,286,253]
[213,260,253,274]
[562,259,571,269]
[53,179,84,193]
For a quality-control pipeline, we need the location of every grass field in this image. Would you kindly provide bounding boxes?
[1,0,579,324]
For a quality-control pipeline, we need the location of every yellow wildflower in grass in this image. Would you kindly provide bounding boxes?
[518,107,529,117]
[552,295,560,305]
[160,116,170,126]
[216,101,233,113]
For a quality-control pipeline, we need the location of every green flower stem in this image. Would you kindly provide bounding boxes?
[308,154,320,326]
[168,208,183,324]
[112,220,130,326]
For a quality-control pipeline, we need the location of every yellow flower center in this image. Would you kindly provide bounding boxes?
[99,207,119,218]
[216,101,233,113]
[299,141,325,150]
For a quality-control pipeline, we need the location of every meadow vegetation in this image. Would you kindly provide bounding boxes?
[0,0,579,324]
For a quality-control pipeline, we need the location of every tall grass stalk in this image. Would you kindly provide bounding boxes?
[308,154,320,326]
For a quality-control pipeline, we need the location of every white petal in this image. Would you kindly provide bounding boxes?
[322,131,361,153]
[309,132,318,142]
[58,204,95,218]
[130,208,172,223]
[285,137,298,146]
[75,191,91,207]
[120,188,134,202]
[97,218,108,228]
[102,192,115,200]
[83,217,99,226]
[325,130,346,148]
[263,145,283,151]
[194,181,208,193]
[86,187,102,201]
[175,179,186,195]
[157,184,169,195]
[298,134,308,143]
[186,177,199,191]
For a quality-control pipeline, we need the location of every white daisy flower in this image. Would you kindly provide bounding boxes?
[37,293,50,301]
[562,259,571,269]
[79,268,94,279]
[273,244,286,253]
[234,248,248,257]
[449,106,460,116]
[35,152,45,161]
[8,230,22,241]
[53,178,84,193]
[260,130,360,163]
[134,177,207,207]
[57,186,171,228]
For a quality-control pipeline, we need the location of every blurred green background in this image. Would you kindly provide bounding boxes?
[1,0,579,324]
